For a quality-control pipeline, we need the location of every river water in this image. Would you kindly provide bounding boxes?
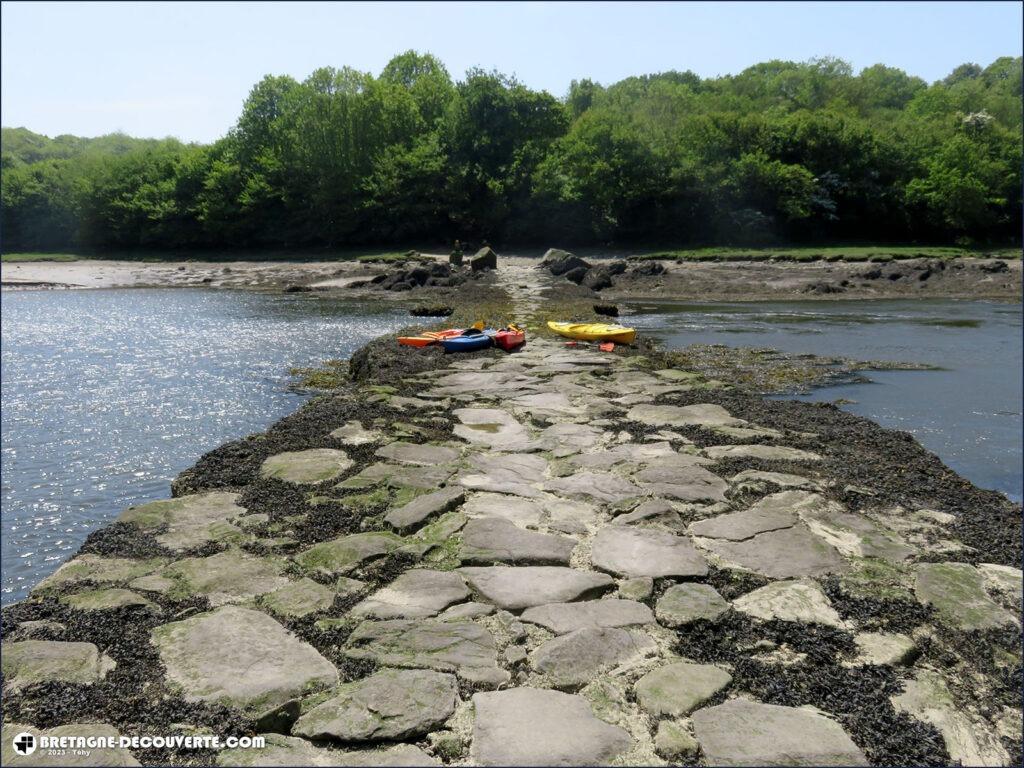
[627,299,1022,504]
[2,291,1020,604]
[1,289,407,604]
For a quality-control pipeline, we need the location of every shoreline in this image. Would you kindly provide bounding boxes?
[1,262,1021,767]
[2,254,1020,302]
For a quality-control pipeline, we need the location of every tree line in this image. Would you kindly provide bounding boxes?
[2,52,1020,252]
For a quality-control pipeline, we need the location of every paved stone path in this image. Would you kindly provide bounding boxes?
[3,261,1020,766]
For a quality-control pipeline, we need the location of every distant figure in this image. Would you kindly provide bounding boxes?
[449,239,464,267]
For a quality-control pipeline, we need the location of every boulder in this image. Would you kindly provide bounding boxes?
[581,267,614,291]
[562,266,589,284]
[471,247,498,272]
[471,688,632,765]
[629,260,666,277]
[151,605,337,730]
[546,253,591,277]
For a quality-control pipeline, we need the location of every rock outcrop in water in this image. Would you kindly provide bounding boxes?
[1,260,1020,767]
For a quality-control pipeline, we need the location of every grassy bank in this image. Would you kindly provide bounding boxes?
[627,245,1021,262]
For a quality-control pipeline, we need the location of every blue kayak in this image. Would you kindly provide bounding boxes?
[441,330,494,352]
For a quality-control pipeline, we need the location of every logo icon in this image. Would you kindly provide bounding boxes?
[12,732,36,756]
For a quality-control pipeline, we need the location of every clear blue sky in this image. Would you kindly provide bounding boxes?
[2,1,1021,143]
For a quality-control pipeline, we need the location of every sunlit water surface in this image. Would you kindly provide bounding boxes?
[1,289,407,604]
[628,299,1022,504]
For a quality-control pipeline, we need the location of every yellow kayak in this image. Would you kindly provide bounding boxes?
[547,321,636,344]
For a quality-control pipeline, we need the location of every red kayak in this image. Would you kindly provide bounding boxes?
[493,326,526,351]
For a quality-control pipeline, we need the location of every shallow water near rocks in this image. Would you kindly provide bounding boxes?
[1,288,407,604]
[628,298,1022,503]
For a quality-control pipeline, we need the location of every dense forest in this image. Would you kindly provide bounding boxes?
[2,52,1021,252]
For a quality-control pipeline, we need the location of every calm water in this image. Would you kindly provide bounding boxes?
[1,289,407,604]
[628,299,1022,503]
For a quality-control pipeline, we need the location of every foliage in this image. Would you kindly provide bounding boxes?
[2,53,1020,252]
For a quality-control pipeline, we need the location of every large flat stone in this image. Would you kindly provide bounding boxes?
[32,554,165,593]
[343,619,505,684]
[261,449,354,484]
[591,526,708,578]
[703,445,822,462]
[453,408,539,451]
[216,737,439,767]
[292,668,457,742]
[656,583,729,626]
[627,403,744,429]
[294,532,404,578]
[733,580,844,627]
[540,423,606,455]
[375,441,460,466]
[459,518,576,565]
[568,441,678,470]
[462,492,544,526]
[691,698,867,766]
[532,627,656,689]
[800,505,914,563]
[511,391,576,420]
[458,566,613,610]
[634,464,729,502]
[543,472,643,504]
[520,599,655,634]
[343,462,455,491]
[330,421,383,446]
[635,662,732,716]
[915,562,1018,630]
[696,524,847,579]
[352,569,470,619]
[471,688,633,766]
[688,498,800,541]
[159,549,290,606]
[118,491,248,551]
[60,588,155,612]
[1,640,114,691]
[459,453,548,497]
[263,578,337,618]
[151,605,337,729]
[385,487,464,532]
[2,723,140,767]
[892,668,1008,766]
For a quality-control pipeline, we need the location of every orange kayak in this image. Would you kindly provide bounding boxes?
[398,328,463,347]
